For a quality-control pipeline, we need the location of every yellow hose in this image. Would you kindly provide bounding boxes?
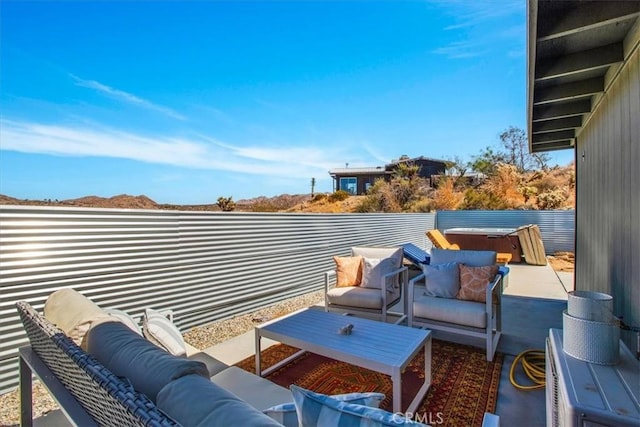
[509,349,546,390]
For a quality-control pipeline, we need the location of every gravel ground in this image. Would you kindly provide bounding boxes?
[0,290,324,427]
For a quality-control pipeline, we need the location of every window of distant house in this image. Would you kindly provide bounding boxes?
[339,177,357,194]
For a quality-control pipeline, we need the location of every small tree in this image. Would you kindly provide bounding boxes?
[216,196,236,212]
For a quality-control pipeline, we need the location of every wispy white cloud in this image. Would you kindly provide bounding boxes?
[0,119,345,179]
[70,74,187,121]
[428,0,524,60]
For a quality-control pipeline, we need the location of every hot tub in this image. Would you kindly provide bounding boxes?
[444,227,523,263]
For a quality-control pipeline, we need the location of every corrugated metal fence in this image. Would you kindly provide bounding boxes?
[0,206,575,393]
[436,210,575,254]
[0,206,434,393]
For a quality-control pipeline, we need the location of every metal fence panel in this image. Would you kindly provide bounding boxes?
[0,205,434,393]
[435,210,575,254]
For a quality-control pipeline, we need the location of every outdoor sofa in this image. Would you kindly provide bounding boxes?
[15,290,427,426]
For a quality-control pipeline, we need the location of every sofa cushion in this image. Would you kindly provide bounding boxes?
[187,351,229,378]
[361,257,395,290]
[157,374,282,427]
[264,391,385,427]
[143,308,187,356]
[333,255,363,287]
[43,288,111,347]
[413,295,487,328]
[85,321,209,402]
[457,264,499,302]
[210,366,292,411]
[422,262,460,298]
[326,286,383,309]
[353,247,403,287]
[290,384,425,426]
[430,248,497,267]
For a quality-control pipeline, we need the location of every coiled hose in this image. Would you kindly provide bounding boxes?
[509,349,546,390]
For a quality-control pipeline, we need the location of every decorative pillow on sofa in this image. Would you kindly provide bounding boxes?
[457,264,499,302]
[264,391,385,427]
[422,262,460,298]
[333,255,363,287]
[361,257,395,290]
[43,288,112,347]
[290,385,426,426]
[143,308,187,356]
[104,308,142,335]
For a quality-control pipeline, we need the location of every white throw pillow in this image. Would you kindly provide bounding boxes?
[142,308,187,356]
[104,308,143,335]
[422,262,460,298]
[360,257,395,291]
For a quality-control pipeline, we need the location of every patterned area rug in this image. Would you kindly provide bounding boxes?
[235,339,503,427]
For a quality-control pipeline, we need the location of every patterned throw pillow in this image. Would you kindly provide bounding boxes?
[143,308,187,356]
[333,255,363,287]
[457,264,499,302]
[264,391,385,427]
[290,385,426,426]
[361,257,395,290]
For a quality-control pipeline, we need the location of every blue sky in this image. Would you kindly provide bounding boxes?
[0,1,574,204]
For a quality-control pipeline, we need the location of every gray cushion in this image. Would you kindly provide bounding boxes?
[422,262,460,298]
[326,286,384,309]
[210,366,292,411]
[430,248,497,267]
[85,321,209,402]
[157,374,282,427]
[352,247,403,269]
[413,295,487,328]
[187,351,229,377]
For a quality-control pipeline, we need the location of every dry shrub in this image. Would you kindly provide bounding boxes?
[432,177,464,210]
[482,163,525,208]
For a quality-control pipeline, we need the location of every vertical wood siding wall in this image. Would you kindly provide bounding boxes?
[0,206,434,393]
[576,45,640,353]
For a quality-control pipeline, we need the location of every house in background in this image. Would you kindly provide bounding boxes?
[328,156,447,195]
[527,0,639,352]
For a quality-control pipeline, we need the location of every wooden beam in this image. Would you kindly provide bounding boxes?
[533,77,603,105]
[532,100,591,121]
[532,116,583,133]
[532,140,574,152]
[537,2,640,41]
[532,130,575,144]
[535,43,624,80]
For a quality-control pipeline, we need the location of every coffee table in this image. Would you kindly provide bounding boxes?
[255,308,431,413]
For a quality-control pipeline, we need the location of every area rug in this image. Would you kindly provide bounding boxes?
[235,340,503,427]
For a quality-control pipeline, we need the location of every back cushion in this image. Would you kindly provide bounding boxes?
[352,247,403,270]
[430,248,497,267]
[85,321,209,402]
[44,288,111,347]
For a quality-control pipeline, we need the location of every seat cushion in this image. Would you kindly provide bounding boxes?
[187,351,229,377]
[430,248,497,267]
[413,295,487,328]
[422,262,460,298]
[157,374,282,427]
[85,321,209,402]
[326,286,383,309]
[210,366,292,411]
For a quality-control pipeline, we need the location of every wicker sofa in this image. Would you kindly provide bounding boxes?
[16,300,292,426]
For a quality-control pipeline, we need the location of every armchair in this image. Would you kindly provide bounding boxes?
[324,246,408,324]
[407,248,504,361]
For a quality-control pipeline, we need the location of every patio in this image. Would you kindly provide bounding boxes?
[20,262,570,426]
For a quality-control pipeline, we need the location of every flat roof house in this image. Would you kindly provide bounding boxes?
[527,0,640,352]
[328,156,447,195]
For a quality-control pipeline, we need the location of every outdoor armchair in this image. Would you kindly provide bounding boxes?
[324,246,408,324]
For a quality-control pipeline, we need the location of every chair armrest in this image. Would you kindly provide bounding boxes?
[324,270,336,292]
[407,273,425,327]
[381,266,408,291]
[485,274,503,306]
